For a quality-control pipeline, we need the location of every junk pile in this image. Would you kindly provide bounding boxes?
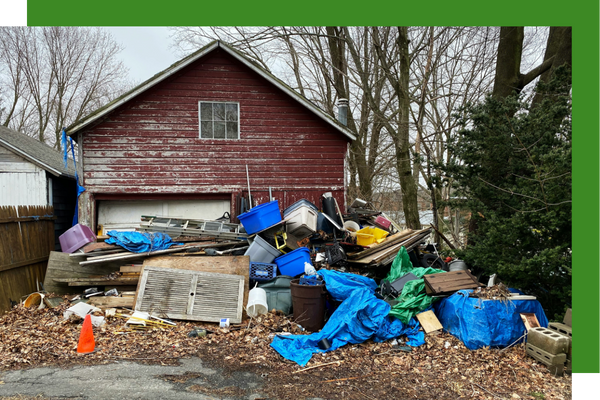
[27,193,557,375]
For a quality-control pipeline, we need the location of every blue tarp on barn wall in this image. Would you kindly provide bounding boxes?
[434,289,549,350]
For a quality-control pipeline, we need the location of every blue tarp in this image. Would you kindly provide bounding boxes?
[105,231,182,253]
[433,289,549,350]
[270,269,425,366]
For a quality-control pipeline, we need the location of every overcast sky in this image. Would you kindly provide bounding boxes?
[104,27,181,84]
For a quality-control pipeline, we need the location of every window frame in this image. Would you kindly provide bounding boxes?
[198,100,240,140]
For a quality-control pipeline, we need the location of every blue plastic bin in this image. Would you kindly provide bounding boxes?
[275,247,311,277]
[238,200,282,235]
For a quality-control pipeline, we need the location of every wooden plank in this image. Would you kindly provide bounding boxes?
[55,277,139,286]
[347,229,415,260]
[416,310,443,334]
[43,251,122,295]
[89,296,134,309]
[120,265,143,273]
[520,313,541,331]
[141,255,250,315]
[0,256,49,273]
[79,245,200,266]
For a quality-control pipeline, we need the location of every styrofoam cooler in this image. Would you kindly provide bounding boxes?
[285,205,318,238]
[244,235,281,263]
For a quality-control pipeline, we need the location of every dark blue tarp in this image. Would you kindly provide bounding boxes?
[270,269,425,366]
[105,231,182,253]
[434,289,549,350]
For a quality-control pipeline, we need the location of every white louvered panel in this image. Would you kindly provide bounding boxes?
[135,266,244,323]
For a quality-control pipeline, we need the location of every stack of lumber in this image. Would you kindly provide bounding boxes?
[346,228,432,268]
[68,240,247,267]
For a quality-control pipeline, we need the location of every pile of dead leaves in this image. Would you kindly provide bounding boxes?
[0,302,571,400]
[471,283,513,300]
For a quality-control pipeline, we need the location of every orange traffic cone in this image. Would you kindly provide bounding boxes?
[77,314,95,354]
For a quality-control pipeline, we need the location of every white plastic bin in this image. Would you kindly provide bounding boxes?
[285,205,318,238]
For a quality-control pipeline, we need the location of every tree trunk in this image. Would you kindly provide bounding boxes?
[531,27,572,107]
[492,27,524,99]
[396,27,421,229]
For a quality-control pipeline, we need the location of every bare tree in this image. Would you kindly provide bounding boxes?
[168,26,549,239]
[0,27,130,147]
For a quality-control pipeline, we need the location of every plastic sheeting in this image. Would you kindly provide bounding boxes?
[384,247,446,324]
[270,269,425,366]
[434,289,549,350]
[105,231,182,253]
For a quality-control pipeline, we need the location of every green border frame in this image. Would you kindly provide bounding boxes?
[25,0,600,373]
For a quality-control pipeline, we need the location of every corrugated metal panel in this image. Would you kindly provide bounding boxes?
[0,169,48,206]
[135,266,244,323]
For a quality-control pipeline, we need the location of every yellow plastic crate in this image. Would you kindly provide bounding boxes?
[356,226,389,246]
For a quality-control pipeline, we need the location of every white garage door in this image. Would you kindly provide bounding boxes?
[97,199,231,234]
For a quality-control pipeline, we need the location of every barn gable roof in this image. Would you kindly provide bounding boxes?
[66,41,356,141]
[0,125,76,178]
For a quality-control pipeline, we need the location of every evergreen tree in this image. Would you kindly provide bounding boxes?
[444,68,571,319]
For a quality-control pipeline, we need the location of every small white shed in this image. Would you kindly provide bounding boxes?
[0,126,77,248]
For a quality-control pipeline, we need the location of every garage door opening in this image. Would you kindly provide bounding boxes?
[97,199,231,234]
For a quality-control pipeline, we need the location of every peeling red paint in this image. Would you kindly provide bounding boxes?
[80,48,350,223]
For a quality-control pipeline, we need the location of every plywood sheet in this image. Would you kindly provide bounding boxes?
[416,310,443,334]
[43,251,122,295]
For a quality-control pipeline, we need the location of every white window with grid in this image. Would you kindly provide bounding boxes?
[198,101,239,139]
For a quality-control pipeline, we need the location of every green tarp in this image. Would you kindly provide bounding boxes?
[383,247,445,323]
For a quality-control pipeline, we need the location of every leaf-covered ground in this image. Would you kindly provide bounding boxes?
[0,302,571,400]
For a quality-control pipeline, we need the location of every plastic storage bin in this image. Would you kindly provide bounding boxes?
[274,247,311,277]
[283,199,318,217]
[244,235,281,263]
[237,200,282,235]
[258,276,294,314]
[356,226,389,246]
[59,224,97,253]
[250,262,278,281]
[285,205,318,238]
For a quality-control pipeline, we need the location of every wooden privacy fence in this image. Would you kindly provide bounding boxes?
[0,205,55,312]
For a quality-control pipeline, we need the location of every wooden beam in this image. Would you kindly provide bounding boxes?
[0,256,49,273]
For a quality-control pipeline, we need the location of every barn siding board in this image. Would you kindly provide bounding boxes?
[78,47,349,227]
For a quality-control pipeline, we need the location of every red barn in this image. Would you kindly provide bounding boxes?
[66,41,355,233]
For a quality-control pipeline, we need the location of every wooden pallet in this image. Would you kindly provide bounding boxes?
[423,270,482,295]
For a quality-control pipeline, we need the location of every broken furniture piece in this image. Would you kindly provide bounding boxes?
[423,270,482,296]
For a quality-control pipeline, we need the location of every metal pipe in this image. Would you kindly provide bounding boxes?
[246,164,253,208]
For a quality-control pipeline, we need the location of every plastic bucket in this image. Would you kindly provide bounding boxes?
[24,292,45,309]
[247,287,268,318]
[290,279,327,332]
[449,259,468,272]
